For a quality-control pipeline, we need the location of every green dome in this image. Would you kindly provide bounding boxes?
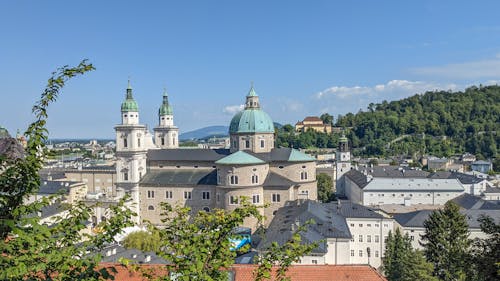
[229,109,274,134]
[159,89,173,115]
[121,99,139,112]
[121,82,139,112]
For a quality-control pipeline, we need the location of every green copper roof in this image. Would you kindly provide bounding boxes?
[247,85,258,97]
[339,135,348,143]
[288,149,316,162]
[215,151,266,165]
[229,109,274,134]
[159,89,173,116]
[121,81,139,112]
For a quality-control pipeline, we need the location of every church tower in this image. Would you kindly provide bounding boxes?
[154,88,179,148]
[228,85,275,153]
[335,135,351,197]
[114,81,147,223]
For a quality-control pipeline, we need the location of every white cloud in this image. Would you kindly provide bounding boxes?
[312,80,458,116]
[222,104,244,114]
[411,56,500,79]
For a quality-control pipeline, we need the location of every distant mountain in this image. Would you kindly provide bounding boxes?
[180,126,229,140]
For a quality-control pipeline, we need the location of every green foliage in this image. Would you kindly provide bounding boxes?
[316,173,335,203]
[467,215,500,281]
[0,61,134,280]
[336,85,500,158]
[320,113,334,126]
[421,201,471,281]
[254,220,320,281]
[122,230,162,252]
[275,126,339,149]
[383,229,437,281]
[147,199,262,281]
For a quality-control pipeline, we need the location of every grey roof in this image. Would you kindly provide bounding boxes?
[263,172,296,187]
[429,171,484,184]
[38,180,82,195]
[394,209,500,229]
[358,166,429,178]
[0,138,24,160]
[484,186,500,194]
[147,148,230,162]
[451,193,500,210]
[326,200,385,219]
[99,244,167,264]
[344,170,369,188]
[472,160,492,165]
[257,200,351,255]
[139,169,217,187]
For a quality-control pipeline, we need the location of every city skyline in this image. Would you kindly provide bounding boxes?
[2,1,500,138]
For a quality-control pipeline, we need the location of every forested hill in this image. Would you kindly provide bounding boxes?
[335,85,500,159]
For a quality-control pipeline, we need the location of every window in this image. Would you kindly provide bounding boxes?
[350,223,354,227]
[311,260,318,265]
[375,251,379,258]
[410,235,414,241]
[148,205,154,210]
[123,138,127,148]
[184,191,192,200]
[375,235,379,243]
[251,174,259,184]
[245,140,250,148]
[216,193,220,202]
[123,172,128,181]
[230,175,239,185]
[367,235,371,243]
[147,190,155,198]
[252,194,260,204]
[202,191,210,200]
[350,250,355,257]
[229,196,239,205]
[384,224,388,228]
[359,235,363,242]
[359,224,363,227]
[166,191,173,199]
[138,138,141,147]
[260,139,265,148]
[375,224,379,227]
[367,224,371,227]
[203,207,210,212]
[161,137,165,146]
[139,172,142,179]
[384,236,388,243]
[359,250,363,257]
[300,171,308,180]
[272,193,281,203]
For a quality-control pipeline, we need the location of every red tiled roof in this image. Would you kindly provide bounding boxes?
[303,116,322,122]
[100,263,387,281]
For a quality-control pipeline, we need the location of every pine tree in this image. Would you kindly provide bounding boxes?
[383,229,437,281]
[421,201,471,281]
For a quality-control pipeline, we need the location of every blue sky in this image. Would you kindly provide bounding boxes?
[2,1,500,138]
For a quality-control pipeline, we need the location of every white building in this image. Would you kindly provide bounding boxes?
[343,166,490,207]
[259,200,394,269]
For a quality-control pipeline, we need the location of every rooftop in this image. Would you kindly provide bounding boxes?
[139,169,217,186]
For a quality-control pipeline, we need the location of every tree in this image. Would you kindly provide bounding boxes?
[316,173,335,203]
[383,228,437,281]
[122,230,162,252]
[0,61,134,280]
[468,215,500,281]
[421,201,471,281]
[320,113,333,126]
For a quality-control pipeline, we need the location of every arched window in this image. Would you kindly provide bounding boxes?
[161,137,165,146]
[123,138,127,148]
[245,140,250,148]
[148,205,154,210]
[301,171,308,180]
[203,207,210,212]
[137,138,141,147]
[230,175,239,185]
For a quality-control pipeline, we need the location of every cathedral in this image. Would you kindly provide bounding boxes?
[114,82,317,228]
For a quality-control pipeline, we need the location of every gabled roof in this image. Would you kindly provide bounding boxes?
[326,200,385,219]
[215,151,266,165]
[139,169,217,186]
[258,200,352,254]
[484,186,500,194]
[147,148,230,162]
[303,116,323,122]
[263,172,296,187]
[288,149,316,162]
[394,208,500,229]
[451,193,500,210]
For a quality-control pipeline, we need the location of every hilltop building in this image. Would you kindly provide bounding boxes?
[295,116,332,133]
[114,82,317,227]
